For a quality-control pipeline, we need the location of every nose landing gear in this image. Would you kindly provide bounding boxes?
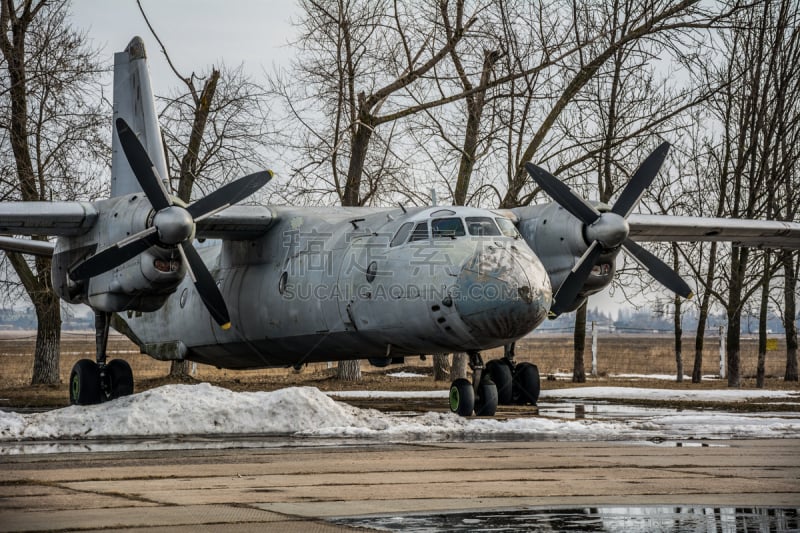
[69,311,134,405]
[448,343,540,417]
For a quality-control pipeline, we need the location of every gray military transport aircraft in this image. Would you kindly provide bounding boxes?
[1,38,799,417]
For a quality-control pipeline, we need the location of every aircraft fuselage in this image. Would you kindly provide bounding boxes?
[111,205,552,369]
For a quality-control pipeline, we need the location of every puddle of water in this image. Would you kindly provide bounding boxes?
[333,506,800,532]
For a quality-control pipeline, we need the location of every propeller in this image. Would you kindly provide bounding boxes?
[525,141,692,316]
[70,117,273,329]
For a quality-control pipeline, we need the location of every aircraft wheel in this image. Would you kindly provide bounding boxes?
[474,378,498,416]
[106,359,134,399]
[449,378,475,417]
[70,359,101,405]
[485,360,513,405]
[513,362,540,406]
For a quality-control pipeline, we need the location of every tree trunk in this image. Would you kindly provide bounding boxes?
[672,245,683,383]
[451,352,468,381]
[177,70,220,202]
[674,296,683,383]
[168,360,191,380]
[783,250,798,381]
[756,252,770,388]
[693,242,718,383]
[342,112,372,206]
[432,354,450,381]
[572,300,587,383]
[336,359,361,381]
[31,284,61,384]
[726,247,749,388]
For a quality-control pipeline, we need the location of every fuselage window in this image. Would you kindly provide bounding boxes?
[495,217,520,238]
[390,222,414,246]
[466,216,501,236]
[432,217,466,239]
[409,221,429,242]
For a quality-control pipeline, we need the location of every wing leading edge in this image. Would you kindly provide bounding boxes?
[627,214,800,249]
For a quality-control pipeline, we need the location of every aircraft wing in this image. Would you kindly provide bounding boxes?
[0,201,276,243]
[195,205,276,240]
[627,214,800,249]
[0,201,98,237]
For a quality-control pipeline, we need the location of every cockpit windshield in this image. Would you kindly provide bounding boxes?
[432,217,466,239]
[466,217,501,236]
[495,217,520,238]
[391,215,514,246]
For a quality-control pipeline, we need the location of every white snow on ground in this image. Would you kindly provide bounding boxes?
[386,372,428,378]
[328,390,449,399]
[550,372,721,381]
[541,386,800,402]
[329,387,800,402]
[1,384,798,445]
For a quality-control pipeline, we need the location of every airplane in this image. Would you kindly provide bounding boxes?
[1,37,799,417]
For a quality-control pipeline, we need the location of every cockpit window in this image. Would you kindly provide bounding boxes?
[432,217,466,239]
[409,221,429,242]
[390,222,413,246]
[495,217,520,238]
[466,216,501,236]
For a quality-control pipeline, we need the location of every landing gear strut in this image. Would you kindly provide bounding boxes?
[69,311,134,405]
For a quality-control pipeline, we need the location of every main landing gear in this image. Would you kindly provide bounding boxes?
[69,311,134,405]
[448,342,540,417]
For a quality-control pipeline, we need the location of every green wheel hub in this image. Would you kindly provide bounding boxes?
[71,374,80,398]
[449,386,460,411]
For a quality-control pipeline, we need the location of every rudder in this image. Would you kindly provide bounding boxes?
[111,37,169,198]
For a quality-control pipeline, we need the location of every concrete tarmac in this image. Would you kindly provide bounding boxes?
[1,438,799,531]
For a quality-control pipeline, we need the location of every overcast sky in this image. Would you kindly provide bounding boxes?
[69,0,300,94]
[64,0,646,317]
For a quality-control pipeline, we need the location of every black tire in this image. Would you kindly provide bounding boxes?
[449,378,475,417]
[107,359,134,399]
[485,360,513,405]
[70,359,101,405]
[474,378,498,416]
[513,362,540,406]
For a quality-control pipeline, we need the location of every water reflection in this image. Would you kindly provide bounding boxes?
[334,506,800,532]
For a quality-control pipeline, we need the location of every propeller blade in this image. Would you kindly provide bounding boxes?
[622,238,693,299]
[178,242,231,329]
[612,141,670,218]
[550,241,603,315]
[186,170,273,221]
[115,118,172,211]
[524,163,601,225]
[69,227,159,281]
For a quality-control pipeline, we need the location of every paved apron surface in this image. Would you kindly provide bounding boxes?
[1,439,799,531]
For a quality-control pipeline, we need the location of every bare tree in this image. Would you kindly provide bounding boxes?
[137,0,272,378]
[0,0,107,384]
[708,0,800,387]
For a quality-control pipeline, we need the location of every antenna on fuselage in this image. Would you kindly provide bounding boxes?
[398,203,407,214]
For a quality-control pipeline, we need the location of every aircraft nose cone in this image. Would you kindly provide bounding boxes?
[453,245,550,344]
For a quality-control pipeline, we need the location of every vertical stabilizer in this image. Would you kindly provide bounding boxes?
[111,37,169,198]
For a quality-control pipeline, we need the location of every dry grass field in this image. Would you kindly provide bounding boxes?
[0,329,798,408]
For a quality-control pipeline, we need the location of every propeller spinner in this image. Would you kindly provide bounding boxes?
[525,142,693,316]
[69,118,273,329]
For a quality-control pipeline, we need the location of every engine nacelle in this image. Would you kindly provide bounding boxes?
[512,203,616,313]
[51,194,186,313]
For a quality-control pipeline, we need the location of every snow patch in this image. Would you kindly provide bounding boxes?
[1,384,798,445]
[386,372,428,378]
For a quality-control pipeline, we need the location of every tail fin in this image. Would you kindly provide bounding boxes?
[111,37,169,198]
